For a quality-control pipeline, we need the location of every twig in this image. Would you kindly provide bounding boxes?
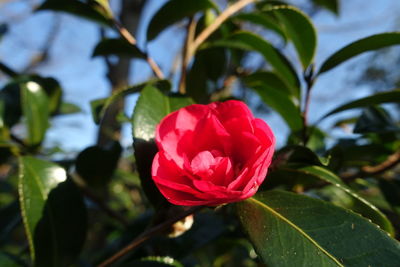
[0,61,17,77]
[178,17,196,94]
[98,206,203,267]
[113,20,164,79]
[23,16,60,73]
[189,0,257,58]
[342,150,400,181]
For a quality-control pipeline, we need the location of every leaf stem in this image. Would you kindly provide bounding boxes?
[97,205,203,267]
[301,65,315,145]
[113,20,164,79]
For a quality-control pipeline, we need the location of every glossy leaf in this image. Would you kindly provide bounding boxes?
[232,12,287,42]
[37,0,113,27]
[132,86,193,207]
[321,89,400,119]
[132,85,194,141]
[266,5,317,68]
[21,81,50,145]
[33,179,87,267]
[298,165,395,236]
[312,0,339,14]
[319,32,400,74]
[91,80,170,124]
[206,31,299,87]
[18,156,67,262]
[147,0,217,41]
[237,190,400,267]
[243,71,302,131]
[92,38,145,59]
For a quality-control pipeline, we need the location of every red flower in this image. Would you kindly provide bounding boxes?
[151,100,275,206]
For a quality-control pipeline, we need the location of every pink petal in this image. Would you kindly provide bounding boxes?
[190,151,215,178]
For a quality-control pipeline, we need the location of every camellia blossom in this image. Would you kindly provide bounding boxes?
[151,100,275,206]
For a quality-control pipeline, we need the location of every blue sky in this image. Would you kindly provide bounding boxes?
[0,0,399,151]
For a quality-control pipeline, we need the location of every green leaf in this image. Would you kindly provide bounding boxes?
[21,81,50,146]
[92,38,145,59]
[75,142,122,188]
[28,76,62,115]
[265,5,317,68]
[58,102,81,115]
[37,0,113,27]
[232,12,287,42]
[18,156,67,262]
[312,0,339,15]
[237,190,400,267]
[206,31,299,88]
[243,71,302,131]
[33,179,87,267]
[353,106,399,134]
[91,80,170,124]
[132,85,194,141]
[0,252,21,267]
[132,86,193,207]
[186,47,227,103]
[319,32,400,74]
[147,0,217,41]
[298,165,395,236]
[321,90,400,119]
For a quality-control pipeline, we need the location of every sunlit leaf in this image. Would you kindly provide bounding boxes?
[298,165,395,236]
[132,85,194,141]
[243,71,302,131]
[18,156,67,262]
[91,80,170,124]
[232,12,287,42]
[21,81,50,146]
[132,86,193,207]
[206,31,300,88]
[237,190,400,267]
[147,0,217,41]
[265,5,317,68]
[319,32,400,74]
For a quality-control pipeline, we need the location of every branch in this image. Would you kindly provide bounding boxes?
[178,17,196,94]
[190,0,257,56]
[23,16,61,73]
[342,150,400,181]
[97,206,203,267]
[113,20,164,79]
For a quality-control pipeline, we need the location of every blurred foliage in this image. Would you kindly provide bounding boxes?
[1,0,400,266]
